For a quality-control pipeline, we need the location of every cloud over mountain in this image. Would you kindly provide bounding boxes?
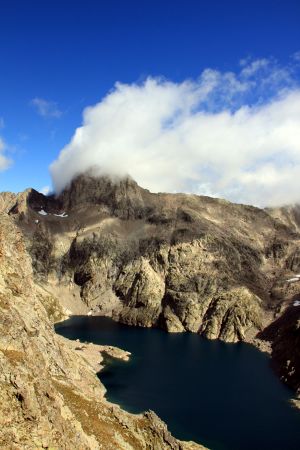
[50,58,300,206]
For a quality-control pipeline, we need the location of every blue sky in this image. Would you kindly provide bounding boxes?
[0,0,300,204]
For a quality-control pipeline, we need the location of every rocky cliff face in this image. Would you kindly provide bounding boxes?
[59,173,149,219]
[0,191,17,213]
[5,173,300,399]
[259,305,300,399]
[0,213,205,449]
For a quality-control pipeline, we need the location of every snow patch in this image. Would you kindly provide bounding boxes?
[54,211,68,218]
[38,209,47,216]
[287,274,300,283]
[293,300,300,307]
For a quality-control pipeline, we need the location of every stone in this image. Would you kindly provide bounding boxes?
[0,214,206,449]
[3,172,300,402]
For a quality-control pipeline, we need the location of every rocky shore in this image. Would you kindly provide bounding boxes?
[66,337,131,372]
[0,213,207,450]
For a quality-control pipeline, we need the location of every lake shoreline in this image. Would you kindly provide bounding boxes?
[56,311,300,412]
[56,315,300,450]
[57,332,207,450]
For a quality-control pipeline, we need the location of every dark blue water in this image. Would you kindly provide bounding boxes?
[55,316,300,450]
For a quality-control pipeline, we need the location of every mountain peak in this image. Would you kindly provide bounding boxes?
[57,173,149,219]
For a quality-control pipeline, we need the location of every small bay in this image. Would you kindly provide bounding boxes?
[56,316,300,450]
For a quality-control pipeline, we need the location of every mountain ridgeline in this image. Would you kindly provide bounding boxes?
[2,173,300,400]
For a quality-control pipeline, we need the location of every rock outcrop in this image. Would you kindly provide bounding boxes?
[0,213,206,449]
[0,191,16,213]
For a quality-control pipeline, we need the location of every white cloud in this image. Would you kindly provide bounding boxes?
[0,137,12,172]
[31,98,62,118]
[240,58,270,77]
[50,58,300,207]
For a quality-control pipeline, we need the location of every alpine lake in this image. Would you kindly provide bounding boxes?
[55,316,300,450]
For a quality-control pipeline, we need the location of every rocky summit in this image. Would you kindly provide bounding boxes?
[1,172,300,446]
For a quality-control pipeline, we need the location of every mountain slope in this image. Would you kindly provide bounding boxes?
[3,173,300,399]
[0,212,205,449]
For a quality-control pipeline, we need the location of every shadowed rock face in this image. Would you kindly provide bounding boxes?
[3,173,300,397]
[259,305,300,397]
[58,173,150,219]
[0,213,206,449]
